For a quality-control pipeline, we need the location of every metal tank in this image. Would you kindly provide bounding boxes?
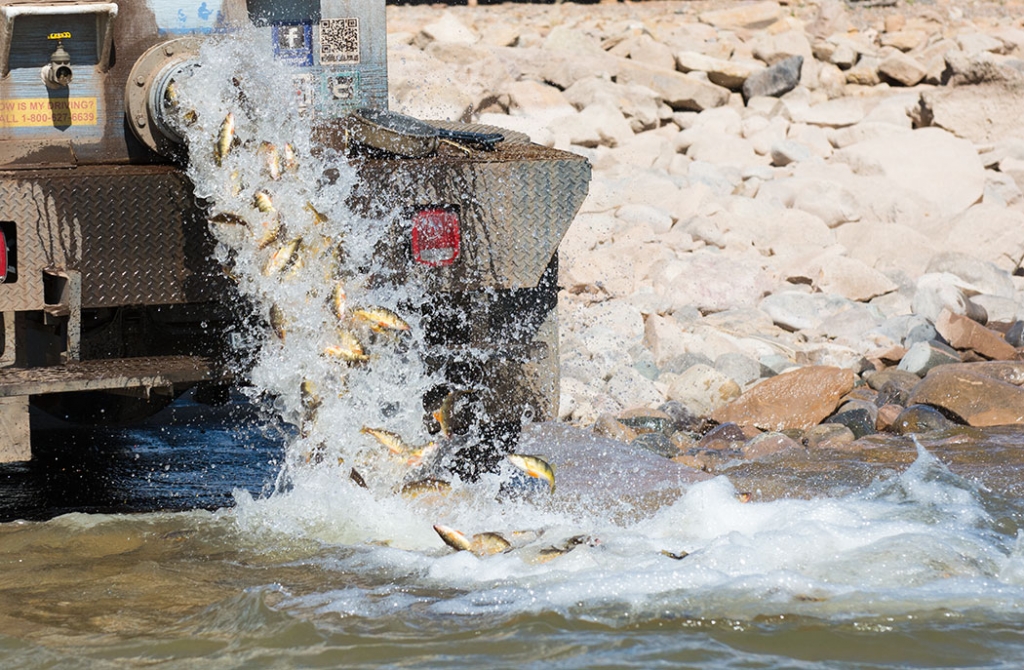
[0,0,590,463]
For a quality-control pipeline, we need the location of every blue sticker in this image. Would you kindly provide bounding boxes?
[273,24,314,67]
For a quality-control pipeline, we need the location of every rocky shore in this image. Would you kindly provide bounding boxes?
[384,0,1024,467]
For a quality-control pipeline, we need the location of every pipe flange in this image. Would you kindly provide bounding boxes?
[125,37,202,159]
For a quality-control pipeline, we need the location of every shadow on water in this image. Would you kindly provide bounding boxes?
[0,392,285,522]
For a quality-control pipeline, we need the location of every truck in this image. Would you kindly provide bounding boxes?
[0,0,590,464]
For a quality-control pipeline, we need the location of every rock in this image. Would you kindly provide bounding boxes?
[711,365,855,431]
[935,309,1018,360]
[770,140,812,166]
[659,400,708,432]
[699,1,782,30]
[506,80,577,123]
[664,364,742,417]
[549,103,634,148]
[662,253,774,313]
[880,30,928,52]
[742,55,804,102]
[696,422,755,449]
[790,98,867,128]
[912,273,988,324]
[606,365,666,409]
[800,423,856,447]
[846,58,881,86]
[752,30,813,66]
[687,132,760,167]
[931,362,1024,386]
[942,205,1024,273]
[835,128,986,220]
[1007,321,1024,348]
[715,352,763,387]
[759,292,854,332]
[828,407,875,438]
[617,62,731,112]
[891,404,957,434]
[878,52,928,86]
[897,340,962,376]
[594,414,638,442]
[925,252,1016,299]
[675,51,762,90]
[865,367,922,392]
[631,432,681,459]
[906,366,1024,426]
[742,431,802,459]
[416,12,479,47]
[629,34,676,72]
[815,256,898,302]
[876,403,903,430]
[917,82,1024,144]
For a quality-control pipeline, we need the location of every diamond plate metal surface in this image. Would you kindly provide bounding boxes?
[0,165,225,311]
[354,141,591,291]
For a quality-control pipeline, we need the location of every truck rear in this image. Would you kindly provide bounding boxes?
[0,0,589,464]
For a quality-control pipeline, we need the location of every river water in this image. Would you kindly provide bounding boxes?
[5,28,1024,668]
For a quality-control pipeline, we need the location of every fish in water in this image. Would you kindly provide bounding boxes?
[433,525,511,557]
[253,190,275,213]
[351,306,410,334]
[400,478,451,498]
[534,535,597,563]
[282,142,298,173]
[323,329,368,363]
[262,237,301,276]
[305,201,329,225]
[269,304,287,341]
[253,216,282,250]
[507,454,555,493]
[208,211,247,226]
[300,379,320,438]
[330,282,347,321]
[257,141,282,180]
[214,112,234,166]
[360,426,411,456]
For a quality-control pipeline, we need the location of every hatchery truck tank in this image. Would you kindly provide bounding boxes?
[0,0,590,462]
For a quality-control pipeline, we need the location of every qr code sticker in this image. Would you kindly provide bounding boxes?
[321,18,360,64]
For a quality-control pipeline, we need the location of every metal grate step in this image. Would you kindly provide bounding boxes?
[0,356,222,397]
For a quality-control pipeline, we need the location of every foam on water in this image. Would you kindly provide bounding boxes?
[174,31,1024,627]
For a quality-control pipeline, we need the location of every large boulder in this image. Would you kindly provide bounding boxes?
[711,366,856,431]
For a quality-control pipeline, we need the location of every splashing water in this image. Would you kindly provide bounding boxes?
[174,33,440,493]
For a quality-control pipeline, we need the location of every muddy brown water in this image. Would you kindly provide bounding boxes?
[3,397,1024,669]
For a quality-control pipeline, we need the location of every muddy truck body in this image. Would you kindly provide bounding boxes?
[0,0,589,462]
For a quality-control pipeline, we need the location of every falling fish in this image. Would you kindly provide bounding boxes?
[208,211,247,226]
[257,141,282,180]
[282,142,298,173]
[214,112,234,166]
[269,304,287,341]
[351,306,410,334]
[360,426,410,456]
[507,454,555,493]
[323,329,368,363]
[534,535,597,563]
[432,389,475,439]
[305,201,329,225]
[262,237,301,276]
[253,190,275,213]
[660,550,690,560]
[433,525,511,557]
[300,379,321,437]
[400,478,451,498]
[253,216,282,250]
[329,281,347,321]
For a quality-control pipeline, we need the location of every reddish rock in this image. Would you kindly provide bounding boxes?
[876,403,904,430]
[935,309,1018,361]
[907,366,1024,426]
[742,432,801,459]
[711,366,856,431]
[696,422,757,450]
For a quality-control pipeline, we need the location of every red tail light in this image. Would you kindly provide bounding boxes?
[411,208,460,267]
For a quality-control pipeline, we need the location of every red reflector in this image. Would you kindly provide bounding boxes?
[411,208,460,267]
[0,228,7,284]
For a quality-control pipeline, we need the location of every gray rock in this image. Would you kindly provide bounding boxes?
[897,340,962,377]
[770,139,813,166]
[660,352,714,375]
[892,404,956,435]
[1006,321,1024,348]
[742,55,804,102]
[715,352,763,387]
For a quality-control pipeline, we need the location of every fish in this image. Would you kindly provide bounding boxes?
[507,454,555,493]
[360,426,410,456]
[405,441,437,468]
[433,525,511,557]
[351,306,410,334]
[534,535,595,563]
[253,216,282,250]
[660,550,690,560]
[432,389,475,439]
[208,211,247,226]
[305,201,329,225]
[323,329,368,363]
[400,478,451,498]
[349,468,368,489]
[214,112,234,166]
[228,170,243,196]
[299,379,320,438]
[329,281,347,321]
[262,237,301,276]
[269,304,287,341]
[258,141,281,180]
[282,142,298,173]
[737,492,753,503]
[253,190,275,213]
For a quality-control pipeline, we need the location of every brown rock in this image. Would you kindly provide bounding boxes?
[878,52,928,86]
[696,422,757,450]
[907,366,1024,426]
[864,368,922,392]
[880,30,927,52]
[877,403,904,430]
[742,431,801,459]
[698,1,782,30]
[617,62,731,112]
[711,366,856,431]
[920,362,1024,387]
[935,309,1018,361]
[800,423,856,448]
[594,414,638,442]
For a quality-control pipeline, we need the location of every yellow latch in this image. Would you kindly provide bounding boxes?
[47,32,72,41]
